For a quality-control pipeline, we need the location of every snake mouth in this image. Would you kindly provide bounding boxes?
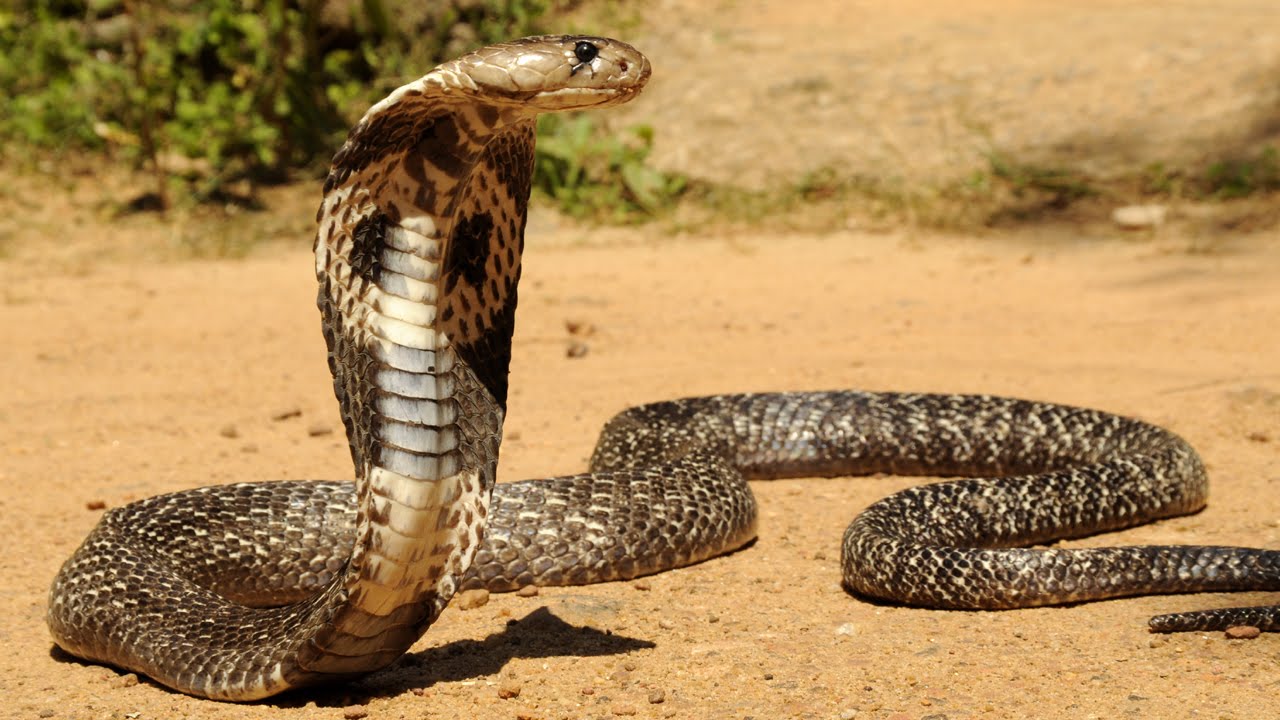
[526,82,647,110]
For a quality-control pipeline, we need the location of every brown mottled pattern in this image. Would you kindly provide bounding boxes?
[46,34,1278,706]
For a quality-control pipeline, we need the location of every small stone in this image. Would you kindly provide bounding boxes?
[763,673,774,680]
[658,618,675,630]
[1225,625,1261,639]
[564,319,596,336]
[307,423,333,437]
[1246,431,1270,443]
[612,705,638,716]
[342,706,368,719]
[632,580,651,591]
[835,622,856,636]
[515,585,540,597]
[218,424,239,439]
[37,710,55,718]
[623,661,637,671]
[812,550,827,561]
[839,710,858,720]
[116,672,139,688]
[581,687,595,695]
[272,407,302,421]
[707,614,719,623]
[1111,204,1167,230]
[455,589,490,610]
[85,499,106,511]
[648,688,666,704]
[566,341,589,358]
[497,679,522,699]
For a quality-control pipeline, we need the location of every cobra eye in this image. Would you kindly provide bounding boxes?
[573,41,599,65]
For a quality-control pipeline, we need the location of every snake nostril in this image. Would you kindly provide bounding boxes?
[619,60,629,73]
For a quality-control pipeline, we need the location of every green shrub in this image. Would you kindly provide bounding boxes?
[1,2,683,222]
[534,113,687,222]
[1202,146,1280,199]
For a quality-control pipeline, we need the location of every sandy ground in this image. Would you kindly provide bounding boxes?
[4,1,1280,719]
[5,231,1279,719]
[626,0,1280,188]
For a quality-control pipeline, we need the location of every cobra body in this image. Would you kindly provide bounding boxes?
[47,36,1278,702]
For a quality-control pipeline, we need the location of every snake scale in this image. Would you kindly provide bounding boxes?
[47,36,1278,702]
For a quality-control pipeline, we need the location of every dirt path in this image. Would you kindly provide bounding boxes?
[4,1,1280,719]
[4,230,1278,719]
[629,0,1280,188]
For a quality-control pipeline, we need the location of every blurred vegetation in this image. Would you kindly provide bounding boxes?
[2,2,1273,234]
[682,140,1280,234]
[534,114,686,222]
[0,0,685,221]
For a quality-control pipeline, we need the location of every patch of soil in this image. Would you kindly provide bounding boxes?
[3,3,1279,719]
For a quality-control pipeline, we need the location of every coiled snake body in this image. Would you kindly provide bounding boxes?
[47,36,1279,701]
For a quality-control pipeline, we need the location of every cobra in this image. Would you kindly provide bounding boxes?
[47,35,1278,702]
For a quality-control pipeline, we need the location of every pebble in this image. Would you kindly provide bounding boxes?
[271,407,302,421]
[307,423,333,437]
[455,589,490,610]
[648,688,666,704]
[37,710,55,719]
[1246,431,1270,443]
[515,585,540,598]
[1225,625,1261,639]
[342,706,368,719]
[633,580,651,591]
[657,619,675,630]
[85,499,107,511]
[1111,204,1167,230]
[116,673,139,688]
[565,319,596,336]
[218,424,239,439]
[839,710,858,720]
[834,622,856,636]
[497,679,523,699]
[566,341,589,358]
[612,705,638,716]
